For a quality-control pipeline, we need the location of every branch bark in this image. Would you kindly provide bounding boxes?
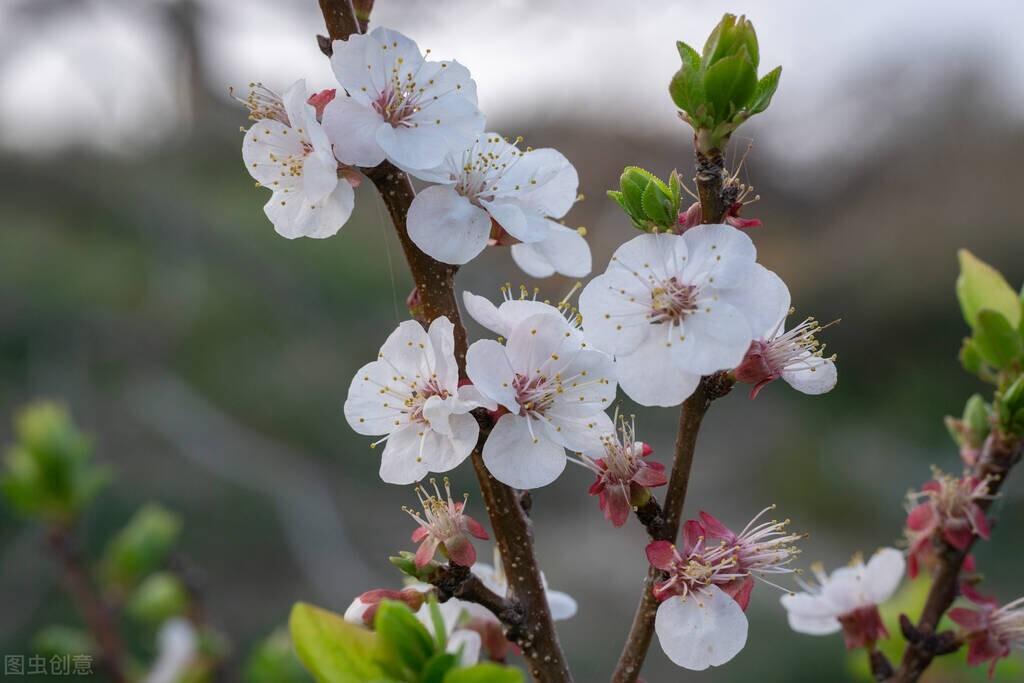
[314,6,572,678]
[432,563,526,642]
[888,431,1022,683]
[47,526,126,683]
[611,146,736,683]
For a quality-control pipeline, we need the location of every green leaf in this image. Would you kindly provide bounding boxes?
[374,600,436,676]
[670,41,704,114]
[619,172,646,219]
[421,653,458,683]
[100,504,182,591]
[126,572,189,624]
[956,249,1020,329]
[960,337,984,375]
[668,170,683,213]
[702,49,757,121]
[972,310,1023,368]
[748,66,782,114]
[676,40,700,72]
[443,663,523,683]
[245,628,313,683]
[427,598,447,650]
[963,394,991,443]
[641,180,672,227]
[289,602,382,683]
[33,626,94,658]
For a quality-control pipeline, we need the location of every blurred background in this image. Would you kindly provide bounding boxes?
[2,0,1023,680]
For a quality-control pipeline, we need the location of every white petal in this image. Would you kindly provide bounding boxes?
[463,291,505,336]
[670,300,752,375]
[377,124,449,174]
[378,425,431,484]
[547,590,578,621]
[578,269,652,356]
[407,89,485,160]
[379,320,433,379]
[321,96,387,167]
[721,264,791,339]
[242,120,304,187]
[655,586,748,671]
[457,384,497,411]
[407,185,491,265]
[511,223,592,279]
[782,356,837,395]
[864,548,906,605]
[503,312,576,375]
[344,598,371,624]
[144,619,198,683]
[465,340,518,412]
[779,592,837,619]
[786,611,841,636]
[302,149,339,204]
[821,566,869,615]
[483,414,566,489]
[427,316,459,390]
[481,200,549,243]
[608,232,688,282]
[265,180,355,240]
[343,359,406,435]
[615,330,701,407]
[681,224,757,289]
[435,413,480,472]
[502,148,579,218]
[544,406,613,453]
[281,79,314,131]
[447,629,481,667]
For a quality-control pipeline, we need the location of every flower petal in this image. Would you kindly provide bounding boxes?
[321,95,387,167]
[547,590,578,621]
[447,629,482,667]
[482,414,566,489]
[671,299,752,375]
[578,268,652,356]
[377,124,449,174]
[781,356,837,395]
[379,425,431,484]
[407,185,491,265]
[680,223,757,289]
[511,223,592,279]
[655,587,748,671]
[864,547,905,604]
[465,340,519,412]
[481,200,549,243]
[615,331,701,407]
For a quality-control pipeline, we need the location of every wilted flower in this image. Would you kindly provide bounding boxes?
[949,594,1024,678]
[905,469,994,578]
[577,414,666,527]
[406,478,489,568]
[343,317,492,484]
[239,80,357,239]
[466,310,615,489]
[781,548,905,649]
[323,27,484,177]
[406,133,588,277]
[579,226,788,407]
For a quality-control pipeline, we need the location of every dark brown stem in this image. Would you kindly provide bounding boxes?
[47,526,126,683]
[888,432,1021,682]
[432,563,525,641]
[315,7,571,678]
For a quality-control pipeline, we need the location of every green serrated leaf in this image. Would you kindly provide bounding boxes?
[703,49,757,122]
[668,170,683,213]
[619,173,646,219]
[641,180,672,226]
[670,42,704,114]
[973,309,1023,369]
[374,600,436,675]
[289,603,382,683]
[748,66,781,114]
[443,663,524,683]
[957,249,1021,329]
[676,40,700,71]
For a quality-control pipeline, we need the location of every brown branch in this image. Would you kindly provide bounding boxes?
[888,431,1022,682]
[431,563,525,641]
[611,151,739,681]
[47,526,127,683]
[314,6,571,677]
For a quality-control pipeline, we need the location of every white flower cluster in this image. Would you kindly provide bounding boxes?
[239,27,590,279]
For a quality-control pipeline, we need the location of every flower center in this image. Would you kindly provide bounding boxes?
[454,136,529,203]
[513,373,556,418]
[373,84,421,126]
[649,277,698,324]
[404,378,450,424]
[763,317,833,372]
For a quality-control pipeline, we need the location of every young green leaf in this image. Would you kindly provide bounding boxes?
[421,653,459,683]
[748,66,782,115]
[972,310,1023,369]
[427,598,447,650]
[374,600,436,675]
[956,249,1020,329]
[641,180,672,227]
[101,504,182,591]
[959,337,984,376]
[443,663,524,683]
[702,49,757,121]
[289,602,382,683]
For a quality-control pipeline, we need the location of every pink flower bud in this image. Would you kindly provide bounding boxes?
[306,88,337,121]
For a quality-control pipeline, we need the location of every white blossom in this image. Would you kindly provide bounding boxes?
[143,619,198,683]
[467,554,577,623]
[323,27,484,178]
[241,80,355,239]
[466,309,615,489]
[415,600,481,667]
[344,317,492,484]
[407,133,586,272]
[579,226,788,407]
[655,585,748,671]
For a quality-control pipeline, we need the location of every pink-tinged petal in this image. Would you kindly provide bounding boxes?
[942,526,974,551]
[640,443,654,457]
[698,512,736,542]
[907,552,920,580]
[725,577,755,611]
[464,515,490,540]
[948,607,987,631]
[921,480,942,493]
[906,503,936,532]
[646,541,678,571]
[682,520,704,554]
[971,505,991,540]
[588,477,605,496]
[445,536,477,567]
[961,581,998,607]
[605,487,631,527]
[307,88,336,121]
[415,537,440,568]
[632,466,668,487]
[963,554,977,573]
[411,527,429,543]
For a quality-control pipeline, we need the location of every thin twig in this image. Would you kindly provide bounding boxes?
[888,431,1022,682]
[431,563,526,642]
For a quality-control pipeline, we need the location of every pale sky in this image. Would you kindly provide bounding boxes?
[2,0,1022,163]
